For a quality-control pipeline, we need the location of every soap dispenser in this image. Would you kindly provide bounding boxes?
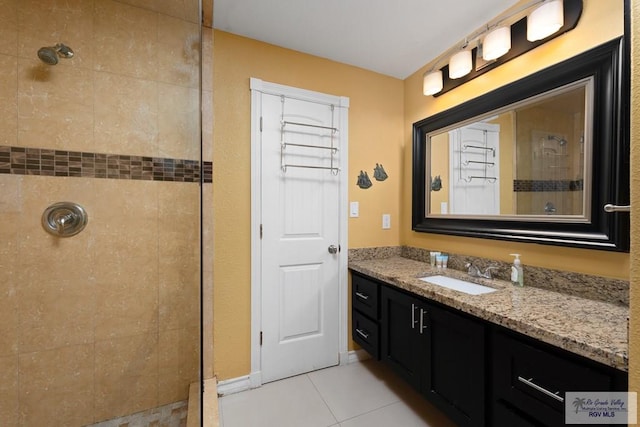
[510,254,524,287]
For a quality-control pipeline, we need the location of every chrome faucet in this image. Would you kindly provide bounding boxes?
[465,263,499,279]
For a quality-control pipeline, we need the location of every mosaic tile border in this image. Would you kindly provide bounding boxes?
[513,179,584,192]
[0,145,212,183]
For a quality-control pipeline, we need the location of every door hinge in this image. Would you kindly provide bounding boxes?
[260,331,263,346]
[260,224,263,239]
[260,116,263,132]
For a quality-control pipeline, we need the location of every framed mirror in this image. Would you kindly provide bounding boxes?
[412,38,629,251]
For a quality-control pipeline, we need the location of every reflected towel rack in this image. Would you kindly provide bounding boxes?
[464,175,497,183]
[458,130,496,183]
[463,160,495,167]
[463,144,495,157]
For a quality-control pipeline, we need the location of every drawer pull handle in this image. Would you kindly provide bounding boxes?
[355,328,369,339]
[355,292,369,300]
[420,309,428,334]
[517,376,564,403]
[411,304,418,329]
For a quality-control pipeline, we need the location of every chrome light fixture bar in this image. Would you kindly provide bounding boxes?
[423,0,582,97]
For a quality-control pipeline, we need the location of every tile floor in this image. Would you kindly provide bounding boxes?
[218,360,456,427]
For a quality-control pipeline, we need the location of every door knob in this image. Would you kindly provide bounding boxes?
[328,245,338,254]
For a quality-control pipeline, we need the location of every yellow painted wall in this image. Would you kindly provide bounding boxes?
[628,0,640,401]
[213,31,404,379]
[213,0,634,382]
[402,0,629,279]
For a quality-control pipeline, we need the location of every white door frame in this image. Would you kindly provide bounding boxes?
[249,77,349,388]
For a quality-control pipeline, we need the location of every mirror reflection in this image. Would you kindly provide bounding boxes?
[427,78,592,220]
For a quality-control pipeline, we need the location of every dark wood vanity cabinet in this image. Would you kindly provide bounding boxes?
[491,329,628,427]
[380,284,428,390]
[380,282,485,427]
[351,272,381,359]
[424,303,486,427]
[350,271,628,427]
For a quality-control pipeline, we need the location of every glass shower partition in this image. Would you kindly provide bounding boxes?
[0,1,203,425]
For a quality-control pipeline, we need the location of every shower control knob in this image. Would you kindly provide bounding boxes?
[41,202,88,237]
[328,245,338,254]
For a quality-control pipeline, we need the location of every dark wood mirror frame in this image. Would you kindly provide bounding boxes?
[412,36,629,252]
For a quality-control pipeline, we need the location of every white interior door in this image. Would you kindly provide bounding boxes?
[254,83,347,384]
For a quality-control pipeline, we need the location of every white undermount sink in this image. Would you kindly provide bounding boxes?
[419,275,498,295]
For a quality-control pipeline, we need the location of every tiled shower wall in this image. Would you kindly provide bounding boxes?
[0,1,211,425]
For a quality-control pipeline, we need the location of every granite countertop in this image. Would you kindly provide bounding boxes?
[349,256,629,372]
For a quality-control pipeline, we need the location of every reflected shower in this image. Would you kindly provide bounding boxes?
[37,43,74,65]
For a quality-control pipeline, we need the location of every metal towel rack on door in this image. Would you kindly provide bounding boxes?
[280,119,340,175]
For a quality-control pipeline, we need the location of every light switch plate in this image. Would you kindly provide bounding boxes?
[350,201,359,217]
[382,214,391,229]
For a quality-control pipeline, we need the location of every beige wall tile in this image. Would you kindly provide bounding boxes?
[0,355,19,426]
[158,327,199,405]
[0,265,19,357]
[157,14,199,88]
[158,183,199,331]
[95,334,159,422]
[94,0,158,80]
[19,344,94,426]
[0,175,23,214]
[17,0,94,69]
[94,71,158,156]
[17,58,94,151]
[16,177,96,352]
[17,277,96,352]
[158,83,199,160]
[202,90,214,161]
[118,0,200,23]
[0,191,20,357]
[0,54,18,146]
[94,279,159,341]
[0,0,18,57]
[202,27,213,92]
[2,0,203,422]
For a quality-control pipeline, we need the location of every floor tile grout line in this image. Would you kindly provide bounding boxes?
[334,400,403,425]
[306,372,341,426]
[306,362,404,424]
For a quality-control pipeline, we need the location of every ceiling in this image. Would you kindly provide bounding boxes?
[213,0,519,79]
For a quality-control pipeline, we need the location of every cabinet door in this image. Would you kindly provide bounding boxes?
[423,303,486,427]
[380,285,427,391]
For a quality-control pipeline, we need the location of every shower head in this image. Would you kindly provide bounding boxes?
[547,135,567,146]
[37,43,74,65]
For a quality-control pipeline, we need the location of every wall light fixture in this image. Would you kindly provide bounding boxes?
[422,0,582,97]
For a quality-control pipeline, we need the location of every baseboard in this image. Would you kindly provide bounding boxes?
[217,353,368,397]
[347,349,371,364]
[216,375,251,396]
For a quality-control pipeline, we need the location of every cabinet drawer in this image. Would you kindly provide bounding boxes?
[352,273,379,320]
[493,330,619,426]
[353,309,380,360]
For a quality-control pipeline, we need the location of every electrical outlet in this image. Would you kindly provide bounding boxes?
[382,214,391,229]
